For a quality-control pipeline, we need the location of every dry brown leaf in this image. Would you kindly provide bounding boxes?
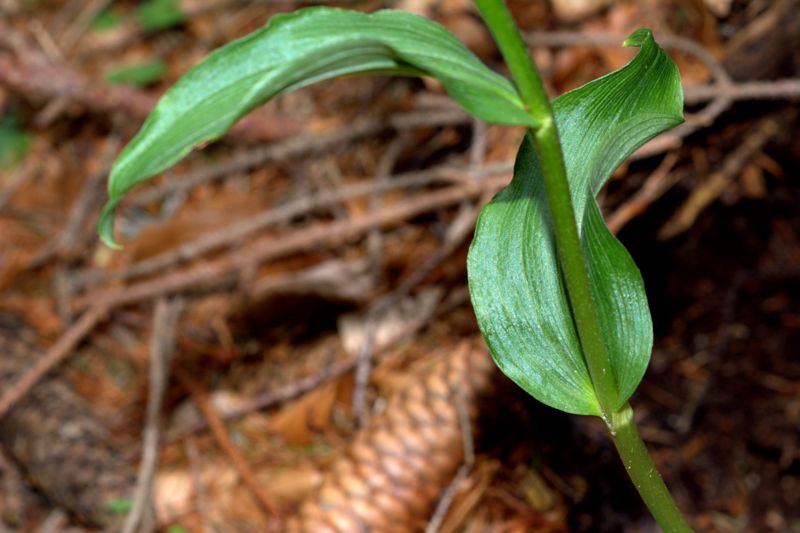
[155,459,322,525]
[268,379,345,445]
[438,458,500,533]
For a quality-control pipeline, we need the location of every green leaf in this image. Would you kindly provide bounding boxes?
[90,9,124,32]
[137,0,185,31]
[106,59,167,87]
[105,497,132,515]
[98,7,534,247]
[467,29,683,416]
[0,111,30,170]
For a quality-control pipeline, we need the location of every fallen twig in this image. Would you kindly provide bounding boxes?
[79,160,510,289]
[175,368,281,524]
[353,134,411,425]
[0,163,33,212]
[607,153,681,234]
[0,22,295,144]
[122,298,183,533]
[26,135,121,270]
[683,78,800,105]
[658,117,780,239]
[0,304,108,421]
[183,437,215,533]
[163,351,354,445]
[71,174,510,314]
[128,108,471,209]
[425,367,476,533]
[57,0,116,54]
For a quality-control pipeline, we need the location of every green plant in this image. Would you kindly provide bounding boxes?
[97,2,692,530]
[104,497,133,515]
[137,0,185,31]
[106,59,167,87]
[90,9,124,32]
[0,111,30,170]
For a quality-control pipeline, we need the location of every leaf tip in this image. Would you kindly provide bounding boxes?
[622,28,653,48]
[97,201,124,250]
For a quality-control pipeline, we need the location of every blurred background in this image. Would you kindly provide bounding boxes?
[1,0,798,531]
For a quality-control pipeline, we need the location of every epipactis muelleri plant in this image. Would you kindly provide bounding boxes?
[98,1,692,530]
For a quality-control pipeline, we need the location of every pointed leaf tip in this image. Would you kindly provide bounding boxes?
[97,201,123,250]
[623,28,653,48]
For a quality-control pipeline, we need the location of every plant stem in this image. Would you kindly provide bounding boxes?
[609,404,693,533]
[474,1,694,531]
[473,0,618,421]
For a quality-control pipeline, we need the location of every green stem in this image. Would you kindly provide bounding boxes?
[473,0,618,421]
[610,404,693,533]
[474,1,694,531]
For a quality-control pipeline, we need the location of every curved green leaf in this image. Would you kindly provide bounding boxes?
[98,7,535,247]
[467,29,683,415]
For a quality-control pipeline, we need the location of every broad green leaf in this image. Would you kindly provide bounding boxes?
[98,7,534,247]
[106,59,167,87]
[467,28,683,416]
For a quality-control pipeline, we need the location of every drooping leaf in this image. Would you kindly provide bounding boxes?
[106,59,167,87]
[467,28,683,416]
[98,7,534,247]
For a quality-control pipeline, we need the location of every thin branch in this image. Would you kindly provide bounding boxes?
[122,298,183,533]
[345,191,472,426]
[70,175,510,314]
[58,0,116,54]
[658,117,781,239]
[175,368,281,524]
[184,437,216,533]
[522,31,730,83]
[606,153,681,234]
[26,136,121,270]
[0,23,295,144]
[425,369,475,533]
[0,304,108,420]
[0,163,33,212]
[165,272,469,443]
[163,353,355,445]
[353,135,410,425]
[683,78,800,104]
[351,315,377,427]
[128,109,470,208]
[81,160,509,289]
[33,510,68,533]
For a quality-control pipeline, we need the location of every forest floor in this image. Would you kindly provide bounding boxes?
[1,0,799,531]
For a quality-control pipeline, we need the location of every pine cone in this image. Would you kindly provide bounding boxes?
[290,340,495,532]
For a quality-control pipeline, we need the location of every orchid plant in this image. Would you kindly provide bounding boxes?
[98,1,692,530]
